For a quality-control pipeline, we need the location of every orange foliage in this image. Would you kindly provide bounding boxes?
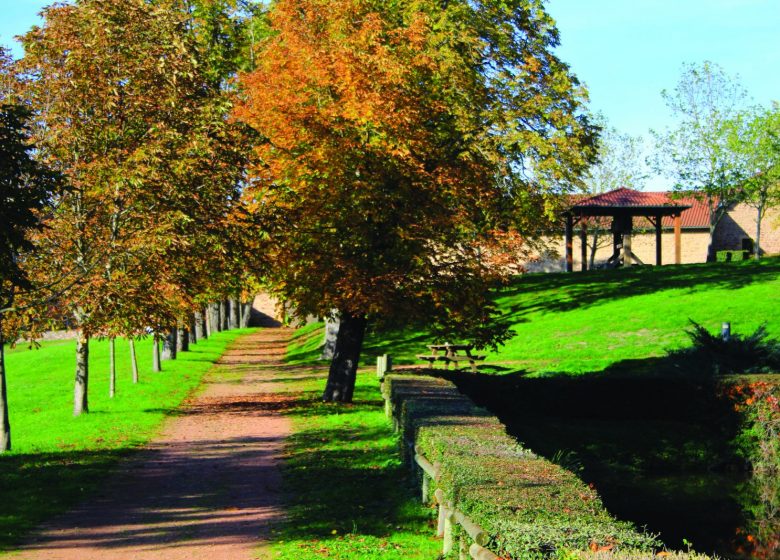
[236,0,595,347]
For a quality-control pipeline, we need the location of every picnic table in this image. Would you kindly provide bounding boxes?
[416,343,486,373]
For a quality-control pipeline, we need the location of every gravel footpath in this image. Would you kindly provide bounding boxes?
[15,329,293,560]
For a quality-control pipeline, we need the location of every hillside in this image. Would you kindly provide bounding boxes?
[357,257,780,376]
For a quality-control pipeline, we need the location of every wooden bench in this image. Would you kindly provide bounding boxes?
[416,354,447,367]
[417,344,487,372]
[444,354,486,372]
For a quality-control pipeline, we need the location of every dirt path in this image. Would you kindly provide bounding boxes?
[15,329,294,560]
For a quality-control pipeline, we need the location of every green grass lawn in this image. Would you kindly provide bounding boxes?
[282,259,780,556]
[361,258,780,376]
[0,329,250,550]
[272,331,439,559]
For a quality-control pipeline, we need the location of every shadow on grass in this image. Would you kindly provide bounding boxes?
[0,448,125,550]
[275,401,431,543]
[500,258,780,318]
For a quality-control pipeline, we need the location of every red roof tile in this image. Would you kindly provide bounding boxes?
[574,188,711,229]
[576,187,671,207]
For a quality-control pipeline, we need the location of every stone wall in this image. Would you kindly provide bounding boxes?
[526,229,712,272]
[714,203,780,256]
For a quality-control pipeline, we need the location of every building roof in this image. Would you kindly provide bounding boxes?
[571,188,711,229]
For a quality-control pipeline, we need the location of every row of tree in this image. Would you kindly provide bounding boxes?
[2,0,601,443]
[0,0,266,451]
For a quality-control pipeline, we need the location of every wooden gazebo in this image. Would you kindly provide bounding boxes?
[564,188,692,272]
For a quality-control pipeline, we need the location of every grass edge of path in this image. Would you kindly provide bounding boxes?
[262,339,441,559]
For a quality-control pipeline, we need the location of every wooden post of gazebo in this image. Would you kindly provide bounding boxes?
[674,214,682,264]
[565,213,573,272]
[654,215,662,266]
[580,220,587,272]
[623,227,633,266]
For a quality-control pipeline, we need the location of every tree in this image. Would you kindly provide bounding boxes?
[583,115,646,266]
[236,0,596,402]
[732,103,780,259]
[19,0,255,413]
[651,61,749,261]
[0,47,57,451]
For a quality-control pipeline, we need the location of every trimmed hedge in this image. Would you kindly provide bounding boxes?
[716,250,749,262]
[381,373,714,560]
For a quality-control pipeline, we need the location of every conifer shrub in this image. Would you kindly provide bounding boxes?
[674,321,780,377]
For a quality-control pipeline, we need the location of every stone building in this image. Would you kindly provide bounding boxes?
[527,188,780,272]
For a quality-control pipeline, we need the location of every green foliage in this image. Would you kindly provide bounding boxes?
[678,321,780,376]
[732,103,780,227]
[650,61,752,261]
[0,47,58,296]
[650,61,748,206]
[585,113,647,194]
[0,329,246,547]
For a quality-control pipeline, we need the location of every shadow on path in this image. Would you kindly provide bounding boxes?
[16,329,294,560]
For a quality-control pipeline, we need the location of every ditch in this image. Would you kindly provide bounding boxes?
[445,370,778,559]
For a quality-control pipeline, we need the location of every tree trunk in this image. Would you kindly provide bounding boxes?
[177,325,188,353]
[229,297,240,330]
[0,328,11,452]
[320,313,340,360]
[109,337,116,398]
[755,205,764,259]
[188,314,198,345]
[73,333,89,416]
[589,229,599,269]
[240,301,252,328]
[220,300,229,331]
[153,333,162,372]
[209,302,221,333]
[322,312,367,403]
[129,338,139,384]
[196,309,207,340]
[162,328,177,360]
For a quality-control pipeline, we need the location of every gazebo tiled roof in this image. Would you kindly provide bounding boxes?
[573,188,710,229]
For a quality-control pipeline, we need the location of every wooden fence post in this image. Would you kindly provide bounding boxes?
[376,354,392,378]
[443,507,454,555]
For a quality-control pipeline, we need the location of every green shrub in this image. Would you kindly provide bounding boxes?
[716,250,748,262]
[676,321,780,376]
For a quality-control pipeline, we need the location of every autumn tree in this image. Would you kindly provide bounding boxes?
[236,0,596,402]
[0,47,57,451]
[651,61,750,261]
[19,0,257,413]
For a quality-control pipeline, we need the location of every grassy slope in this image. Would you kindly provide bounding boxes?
[269,260,780,557]
[363,258,780,376]
[270,329,439,560]
[0,329,250,549]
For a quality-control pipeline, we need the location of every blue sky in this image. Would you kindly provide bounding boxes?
[2,0,779,189]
